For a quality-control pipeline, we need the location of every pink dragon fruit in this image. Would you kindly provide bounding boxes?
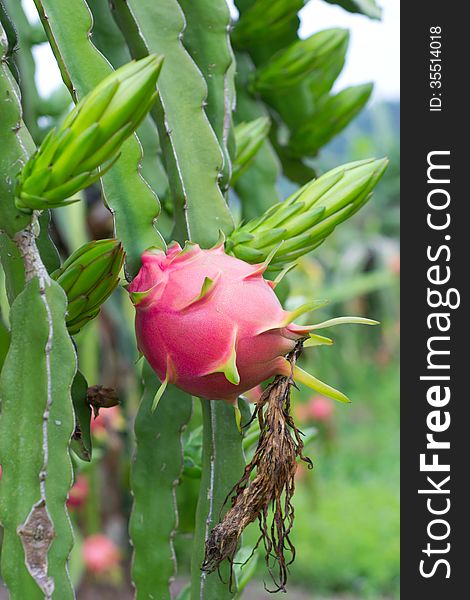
[82,534,121,574]
[128,241,371,404]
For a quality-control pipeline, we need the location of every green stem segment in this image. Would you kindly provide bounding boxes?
[111,0,234,245]
[1,0,42,140]
[1,24,75,599]
[0,273,76,600]
[178,0,236,194]
[0,20,34,236]
[130,363,192,599]
[191,400,245,599]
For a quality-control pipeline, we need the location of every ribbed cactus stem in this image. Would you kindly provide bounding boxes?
[191,400,245,599]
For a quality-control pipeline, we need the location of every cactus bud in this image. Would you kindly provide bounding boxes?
[232,0,304,48]
[251,29,349,93]
[15,55,163,212]
[290,83,373,156]
[232,117,271,184]
[308,32,349,101]
[226,158,388,271]
[52,239,124,335]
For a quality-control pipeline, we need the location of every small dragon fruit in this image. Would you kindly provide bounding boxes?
[128,241,376,405]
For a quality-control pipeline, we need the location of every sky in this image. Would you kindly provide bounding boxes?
[23,0,399,101]
[299,0,400,100]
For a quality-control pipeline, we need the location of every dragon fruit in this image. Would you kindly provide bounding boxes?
[128,241,375,404]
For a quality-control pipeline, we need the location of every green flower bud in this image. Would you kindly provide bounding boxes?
[290,83,373,157]
[15,55,163,212]
[226,158,388,271]
[232,0,304,49]
[308,32,349,101]
[251,29,349,93]
[52,239,124,335]
[232,117,271,185]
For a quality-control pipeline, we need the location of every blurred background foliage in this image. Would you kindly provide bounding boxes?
[0,0,399,597]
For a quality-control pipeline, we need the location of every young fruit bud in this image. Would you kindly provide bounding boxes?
[308,32,349,101]
[232,117,271,184]
[52,239,124,335]
[251,29,349,93]
[15,55,163,212]
[226,158,388,271]
[128,243,375,404]
[232,0,304,48]
[290,83,373,156]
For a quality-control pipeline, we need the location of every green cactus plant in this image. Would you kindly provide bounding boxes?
[0,0,388,598]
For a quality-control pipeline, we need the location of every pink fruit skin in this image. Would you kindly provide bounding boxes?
[128,242,304,402]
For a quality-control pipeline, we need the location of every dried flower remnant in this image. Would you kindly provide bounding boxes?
[87,384,119,418]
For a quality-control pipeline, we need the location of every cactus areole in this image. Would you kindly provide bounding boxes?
[128,241,313,403]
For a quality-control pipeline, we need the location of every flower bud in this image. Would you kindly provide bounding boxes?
[251,29,349,93]
[226,158,388,271]
[52,239,124,335]
[15,55,163,212]
[232,0,303,49]
[232,117,271,184]
[290,83,373,156]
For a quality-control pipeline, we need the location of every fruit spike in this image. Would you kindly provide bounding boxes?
[303,334,333,347]
[287,315,379,335]
[204,330,240,387]
[180,274,220,310]
[129,283,159,306]
[152,355,177,411]
[243,243,283,280]
[268,263,298,289]
[128,243,377,403]
[234,405,243,433]
[152,374,168,412]
[292,365,350,404]
[281,299,329,327]
[273,357,349,403]
[210,230,226,252]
